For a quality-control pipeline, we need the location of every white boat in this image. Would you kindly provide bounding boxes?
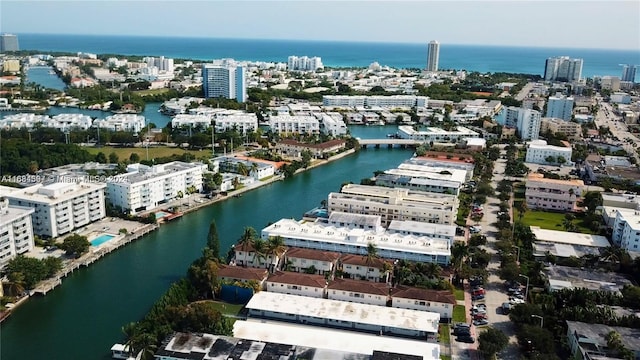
[110,344,131,359]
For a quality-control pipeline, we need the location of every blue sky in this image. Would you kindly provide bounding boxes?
[1,1,639,50]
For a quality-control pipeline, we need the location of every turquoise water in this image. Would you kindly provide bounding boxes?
[17,33,640,78]
[90,234,115,246]
[26,67,67,91]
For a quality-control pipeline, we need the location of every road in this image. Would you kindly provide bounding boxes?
[515,82,536,101]
[593,97,640,164]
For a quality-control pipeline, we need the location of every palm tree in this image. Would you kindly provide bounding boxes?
[251,238,268,268]
[250,162,259,178]
[516,200,527,221]
[121,322,139,356]
[7,272,26,297]
[236,227,257,266]
[363,242,380,281]
[424,262,442,280]
[451,242,469,283]
[266,236,286,273]
[237,162,249,176]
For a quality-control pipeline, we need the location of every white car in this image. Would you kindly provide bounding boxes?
[509,298,525,304]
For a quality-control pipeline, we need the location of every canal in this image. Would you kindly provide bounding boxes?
[1,143,411,359]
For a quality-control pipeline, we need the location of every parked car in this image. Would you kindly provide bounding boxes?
[509,297,525,304]
[472,288,485,296]
[453,326,471,336]
[501,302,512,314]
[472,294,485,301]
[470,276,484,286]
[473,314,488,321]
[471,308,487,315]
[469,226,482,233]
[456,335,475,343]
[471,304,487,311]
[473,319,489,326]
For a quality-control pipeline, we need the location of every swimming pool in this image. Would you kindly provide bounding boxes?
[91,234,115,246]
[155,211,171,219]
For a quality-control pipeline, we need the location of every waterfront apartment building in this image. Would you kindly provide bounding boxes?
[142,56,174,73]
[214,113,258,134]
[322,95,429,108]
[245,291,440,340]
[404,156,475,181]
[397,125,479,143]
[214,156,275,180]
[546,93,574,121]
[621,64,637,83]
[328,184,458,226]
[426,40,440,72]
[202,59,247,102]
[525,140,573,165]
[499,107,541,140]
[106,161,207,214]
[261,218,451,265]
[609,208,640,252]
[525,173,584,212]
[378,166,465,196]
[0,113,93,130]
[317,113,348,136]
[267,115,320,135]
[5,182,106,238]
[0,198,35,267]
[170,114,211,129]
[93,114,146,133]
[540,117,582,140]
[544,56,583,82]
[275,139,346,159]
[0,33,19,52]
[287,55,323,71]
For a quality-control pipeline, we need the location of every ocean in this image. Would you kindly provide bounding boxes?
[17,33,640,79]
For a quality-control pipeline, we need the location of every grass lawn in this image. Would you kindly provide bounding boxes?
[520,210,594,234]
[134,88,171,96]
[439,324,451,345]
[453,305,466,323]
[84,146,207,161]
[454,288,465,301]
[440,356,452,360]
[207,300,244,316]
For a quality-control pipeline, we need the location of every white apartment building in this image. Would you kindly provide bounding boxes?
[610,208,640,252]
[202,60,247,102]
[376,173,461,195]
[0,113,94,130]
[266,272,327,298]
[287,56,323,71]
[93,114,146,133]
[391,286,456,321]
[328,184,458,226]
[106,161,207,214]
[387,220,456,246]
[5,182,106,238]
[540,117,582,140]
[170,114,212,129]
[544,56,583,82]
[317,113,347,136]
[525,139,573,165]
[0,198,35,267]
[261,218,451,265]
[268,115,320,134]
[525,173,584,212]
[322,95,428,109]
[214,156,275,180]
[283,247,341,276]
[397,125,479,143]
[499,106,541,140]
[546,93,574,121]
[403,157,475,181]
[143,56,174,73]
[214,113,258,134]
[0,113,50,129]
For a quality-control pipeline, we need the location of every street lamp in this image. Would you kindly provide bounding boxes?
[531,315,543,328]
[512,245,520,263]
[519,274,530,301]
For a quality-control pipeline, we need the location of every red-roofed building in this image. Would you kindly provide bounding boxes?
[390,286,456,320]
[327,278,390,306]
[217,264,269,289]
[275,139,346,159]
[283,247,341,276]
[266,271,328,298]
[232,242,284,271]
[338,254,393,283]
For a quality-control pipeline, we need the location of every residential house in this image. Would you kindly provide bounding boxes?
[217,264,269,290]
[327,278,389,306]
[390,286,456,321]
[283,247,340,275]
[266,271,328,298]
[339,254,392,283]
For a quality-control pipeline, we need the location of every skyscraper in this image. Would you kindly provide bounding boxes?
[426,40,440,72]
[0,33,19,52]
[543,56,583,82]
[202,59,246,102]
[500,107,541,140]
[621,64,637,83]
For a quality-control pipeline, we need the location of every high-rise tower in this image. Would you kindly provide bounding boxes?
[621,64,637,83]
[0,33,19,52]
[426,40,440,72]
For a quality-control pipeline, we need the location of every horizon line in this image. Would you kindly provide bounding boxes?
[13,32,640,52]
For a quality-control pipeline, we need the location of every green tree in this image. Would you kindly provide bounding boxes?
[43,256,63,277]
[95,151,108,163]
[206,219,220,259]
[478,327,509,359]
[129,152,140,163]
[108,152,119,164]
[4,256,47,289]
[301,149,313,168]
[6,271,26,296]
[59,234,91,258]
[363,242,380,281]
[266,236,286,272]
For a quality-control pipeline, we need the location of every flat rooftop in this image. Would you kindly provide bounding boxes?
[234,320,440,360]
[328,211,381,228]
[246,291,440,333]
[340,184,458,205]
[544,265,633,293]
[5,182,105,204]
[567,321,640,353]
[376,174,461,189]
[0,204,34,226]
[263,218,451,256]
[388,220,456,238]
[384,168,466,184]
[527,173,584,187]
[533,241,601,258]
[531,226,610,248]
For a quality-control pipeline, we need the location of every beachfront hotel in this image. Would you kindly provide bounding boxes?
[202,59,247,102]
[106,161,207,214]
[3,182,106,238]
[0,198,35,267]
[261,217,451,265]
[525,173,584,212]
[328,184,458,226]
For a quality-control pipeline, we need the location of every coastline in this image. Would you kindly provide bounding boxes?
[0,149,357,318]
